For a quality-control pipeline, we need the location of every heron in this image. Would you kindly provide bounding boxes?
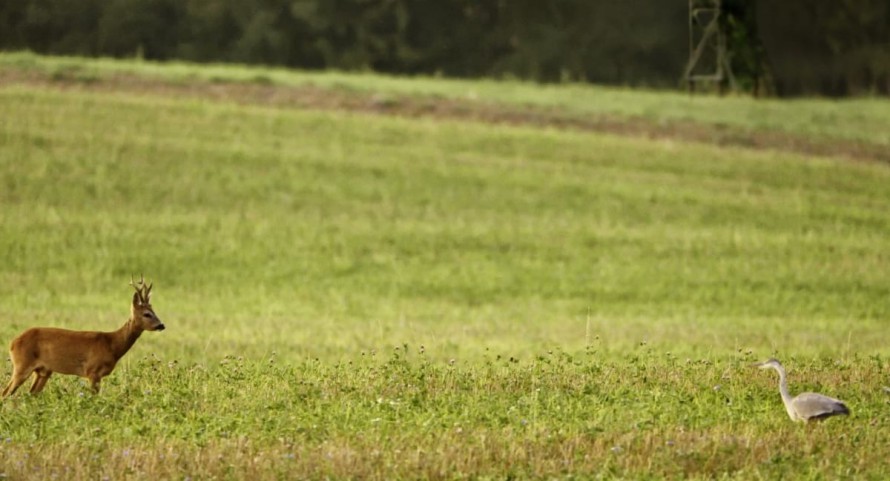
[754,358,850,423]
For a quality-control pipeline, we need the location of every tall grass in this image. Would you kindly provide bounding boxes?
[1,63,889,478]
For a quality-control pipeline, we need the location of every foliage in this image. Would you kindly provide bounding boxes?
[0,0,686,85]
[2,0,888,94]
[755,0,890,96]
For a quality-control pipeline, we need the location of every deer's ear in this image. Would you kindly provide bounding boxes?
[132,291,143,306]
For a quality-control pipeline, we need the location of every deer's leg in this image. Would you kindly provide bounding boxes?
[30,369,52,394]
[28,371,40,393]
[89,375,102,394]
[2,366,34,398]
[88,363,117,394]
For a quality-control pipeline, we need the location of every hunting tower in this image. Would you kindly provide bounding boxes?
[683,0,736,93]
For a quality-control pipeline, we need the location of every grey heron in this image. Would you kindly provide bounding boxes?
[754,358,850,422]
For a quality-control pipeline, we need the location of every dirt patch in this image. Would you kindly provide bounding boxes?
[2,70,887,163]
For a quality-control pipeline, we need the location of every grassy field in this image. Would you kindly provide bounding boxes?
[3,51,890,150]
[1,54,889,479]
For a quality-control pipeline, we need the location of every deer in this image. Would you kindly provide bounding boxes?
[2,275,165,397]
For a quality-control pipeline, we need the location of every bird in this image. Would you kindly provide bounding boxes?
[754,358,850,423]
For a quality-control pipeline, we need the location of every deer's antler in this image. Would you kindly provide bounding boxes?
[130,274,148,303]
[129,274,146,286]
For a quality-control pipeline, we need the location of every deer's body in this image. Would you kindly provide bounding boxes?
[2,277,164,397]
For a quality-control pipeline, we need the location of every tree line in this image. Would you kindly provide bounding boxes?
[0,0,887,96]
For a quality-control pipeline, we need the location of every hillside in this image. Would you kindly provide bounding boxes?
[1,54,889,479]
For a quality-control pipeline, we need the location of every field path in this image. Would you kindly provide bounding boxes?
[2,70,888,164]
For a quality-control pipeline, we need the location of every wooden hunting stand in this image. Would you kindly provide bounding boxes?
[683,0,736,93]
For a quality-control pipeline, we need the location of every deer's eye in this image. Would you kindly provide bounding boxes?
[143,312,153,318]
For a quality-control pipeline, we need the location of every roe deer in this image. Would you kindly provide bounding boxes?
[2,276,165,397]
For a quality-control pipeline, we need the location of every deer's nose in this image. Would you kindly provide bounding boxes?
[156,324,166,331]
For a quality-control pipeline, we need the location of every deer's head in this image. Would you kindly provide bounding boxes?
[130,275,165,332]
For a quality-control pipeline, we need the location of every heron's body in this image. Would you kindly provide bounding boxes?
[786,392,849,422]
[756,358,849,423]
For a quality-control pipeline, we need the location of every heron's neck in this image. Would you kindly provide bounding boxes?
[774,365,797,420]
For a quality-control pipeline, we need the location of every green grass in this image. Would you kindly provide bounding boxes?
[1,56,890,479]
[3,51,890,148]
[1,350,889,479]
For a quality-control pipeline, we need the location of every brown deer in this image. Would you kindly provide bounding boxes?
[2,276,165,397]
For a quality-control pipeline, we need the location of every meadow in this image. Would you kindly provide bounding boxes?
[0,53,889,479]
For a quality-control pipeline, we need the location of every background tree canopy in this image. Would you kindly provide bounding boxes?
[0,0,887,96]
